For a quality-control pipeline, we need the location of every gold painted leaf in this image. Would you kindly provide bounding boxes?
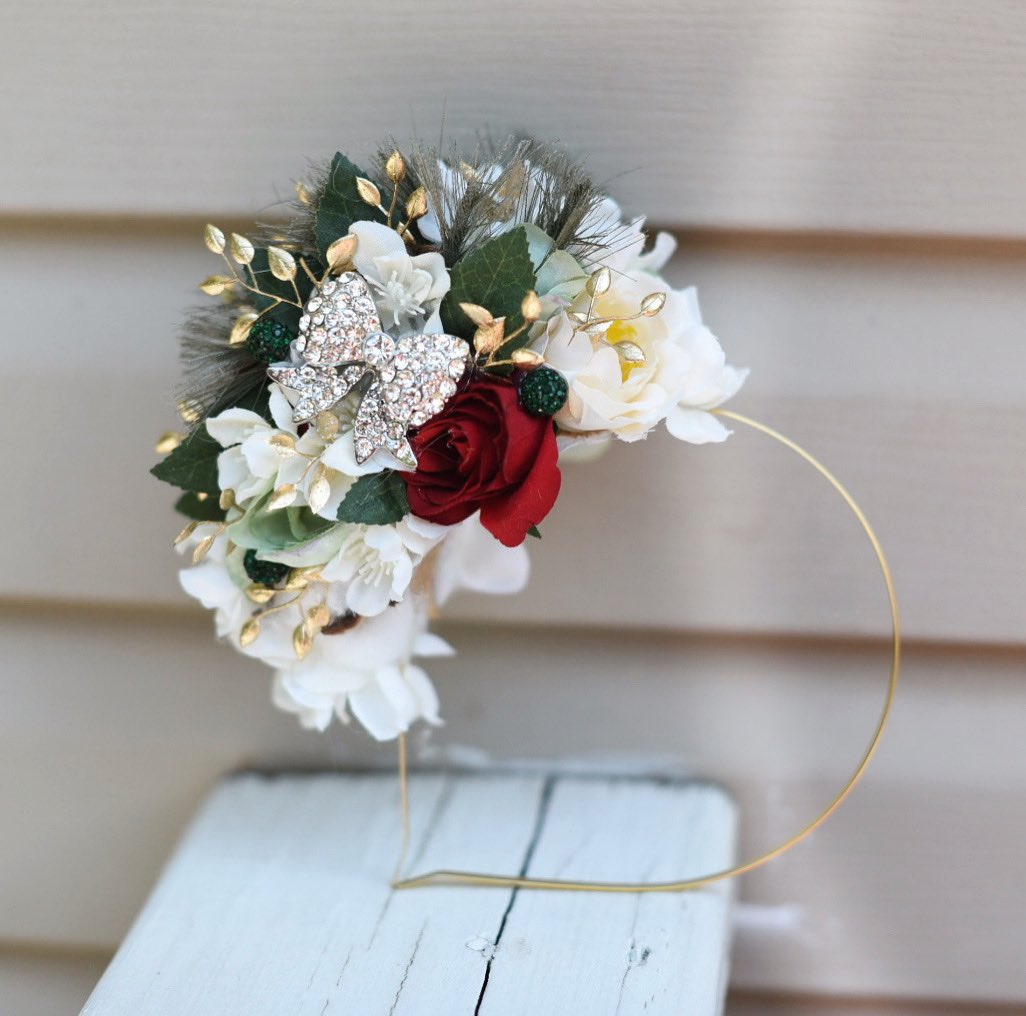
[473,320,505,356]
[199,275,232,296]
[640,292,667,317]
[613,340,646,364]
[173,521,199,546]
[192,534,215,564]
[460,302,495,328]
[239,617,261,647]
[229,233,255,265]
[511,348,544,368]
[308,603,331,629]
[295,180,314,207]
[520,290,542,322]
[218,489,237,511]
[229,311,259,346]
[177,399,202,424]
[244,584,276,604]
[268,483,298,511]
[586,266,611,297]
[405,186,428,219]
[267,246,297,281]
[203,223,226,254]
[155,430,184,454]
[292,621,313,660]
[307,477,330,515]
[385,150,406,183]
[326,233,358,271]
[284,569,312,592]
[355,177,382,207]
[268,433,297,455]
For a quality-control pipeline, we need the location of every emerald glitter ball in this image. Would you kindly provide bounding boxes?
[246,319,294,363]
[519,367,569,416]
[243,549,290,587]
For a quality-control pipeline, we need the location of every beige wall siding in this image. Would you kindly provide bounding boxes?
[1,0,1023,1009]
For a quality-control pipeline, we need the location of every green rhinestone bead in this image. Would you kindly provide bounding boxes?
[243,549,291,587]
[519,366,569,416]
[246,318,295,363]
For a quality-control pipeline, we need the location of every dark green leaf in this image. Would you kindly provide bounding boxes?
[174,491,226,522]
[151,380,272,494]
[527,525,542,539]
[151,427,222,494]
[336,471,410,525]
[440,226,537,353]
[314,153,388,260]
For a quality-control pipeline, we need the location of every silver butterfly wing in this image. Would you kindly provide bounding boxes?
[294,271,382,367]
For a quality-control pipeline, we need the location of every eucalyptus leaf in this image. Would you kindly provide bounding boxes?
[336,471,410,525]
[314,153,388,260]
[523,224,586,298]
[229,492,335,553]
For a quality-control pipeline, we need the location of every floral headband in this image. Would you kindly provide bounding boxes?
[154,137,746,740]
[153,136,898,892]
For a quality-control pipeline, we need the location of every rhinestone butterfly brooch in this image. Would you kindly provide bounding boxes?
[268,271,471,469]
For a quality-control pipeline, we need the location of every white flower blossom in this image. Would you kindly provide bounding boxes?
[533,202,746,445]
[348,220,449,334]
[319,517,447,617]
[271,593,452,739]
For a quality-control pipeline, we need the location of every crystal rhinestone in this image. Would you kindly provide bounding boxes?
[362,332,396,368]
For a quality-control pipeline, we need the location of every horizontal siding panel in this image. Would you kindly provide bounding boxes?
[1,1,1025,236]
[1,607,1024,1002]
[3,223,1024,642]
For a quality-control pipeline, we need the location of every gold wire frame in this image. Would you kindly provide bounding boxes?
[391,409,901,893]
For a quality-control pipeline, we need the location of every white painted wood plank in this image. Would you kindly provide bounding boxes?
[80,773,735,1015]
[3,606,1026,1001]
[479,779,737,1016]
[3,223,1026,643]
[81,773,547,1015]
[2,2,1026,236]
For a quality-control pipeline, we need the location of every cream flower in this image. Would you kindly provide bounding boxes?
[535,207,746,445]
[349,220,449,334]
[432,512,530,605]
[271,593,453,739]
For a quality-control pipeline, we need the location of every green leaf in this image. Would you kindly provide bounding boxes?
[229,492,335,552]
[151,427,222,494]
[151,380,272,494]
[440,226,537,360]
[174,491,226,522]
[336,471,410,525]
[527,525,542,539]
[314,153,387,260]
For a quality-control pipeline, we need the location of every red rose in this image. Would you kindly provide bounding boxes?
[404,374,561,547]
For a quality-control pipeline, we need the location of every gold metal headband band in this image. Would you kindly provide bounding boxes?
[391,409,901,893]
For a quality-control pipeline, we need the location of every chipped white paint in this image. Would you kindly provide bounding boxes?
[81,773,736,1015]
